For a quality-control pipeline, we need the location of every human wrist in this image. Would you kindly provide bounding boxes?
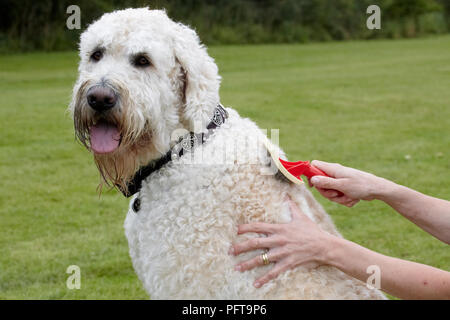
[322,236,360,273]
[318,234,345,267]
[369,176,397,201]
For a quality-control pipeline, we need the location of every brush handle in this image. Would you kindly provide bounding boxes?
[304,163,329,179]
[307,163,344,197]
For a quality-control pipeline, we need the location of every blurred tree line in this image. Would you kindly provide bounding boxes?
[0,0,449,52]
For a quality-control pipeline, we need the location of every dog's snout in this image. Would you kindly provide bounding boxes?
[87,85,117,112]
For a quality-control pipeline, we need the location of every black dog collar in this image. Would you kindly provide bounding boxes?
[119,104,228,197]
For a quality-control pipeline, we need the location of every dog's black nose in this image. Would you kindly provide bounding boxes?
[87,85,117,112]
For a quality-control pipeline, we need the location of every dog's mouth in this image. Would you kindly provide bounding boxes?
[89,120,121,154]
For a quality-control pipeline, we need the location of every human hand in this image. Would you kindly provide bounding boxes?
[309,160,386,207]
[230,197,333,288]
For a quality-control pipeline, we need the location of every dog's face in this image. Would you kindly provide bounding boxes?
[69,8,220,190]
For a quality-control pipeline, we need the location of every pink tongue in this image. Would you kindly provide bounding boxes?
[89,122,121,154]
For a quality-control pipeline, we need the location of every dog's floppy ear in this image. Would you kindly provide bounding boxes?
[172,22,221,132]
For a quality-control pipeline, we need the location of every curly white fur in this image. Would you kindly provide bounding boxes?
[70,8,386,300]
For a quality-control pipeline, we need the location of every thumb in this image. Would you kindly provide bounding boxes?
[311,160,341,178]
[310,175,341,190]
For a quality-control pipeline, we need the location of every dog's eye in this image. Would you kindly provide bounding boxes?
[90,50,103,62]
[134,55,150,67]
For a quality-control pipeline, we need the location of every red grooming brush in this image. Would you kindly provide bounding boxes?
[279,158,330,183]
[263,139,330,184]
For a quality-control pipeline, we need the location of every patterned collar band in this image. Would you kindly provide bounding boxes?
[119,104,228,197]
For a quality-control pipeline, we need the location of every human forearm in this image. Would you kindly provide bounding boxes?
[310,161,450,244]
[374,179,450,244]
[233,198,450,295]
[325,236,450,299]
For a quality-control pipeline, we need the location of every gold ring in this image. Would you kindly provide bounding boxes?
[261,252,270,265]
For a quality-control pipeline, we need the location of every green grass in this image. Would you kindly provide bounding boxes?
[1,36,449,299]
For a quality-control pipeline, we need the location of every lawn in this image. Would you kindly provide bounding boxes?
[0,36,449,299]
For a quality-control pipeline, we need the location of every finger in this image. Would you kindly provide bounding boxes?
[310,176,342,191]
[331,196,356,206]
[344,199,359,207]
[310,160,343,177]
[232,236,282,256]
[235,250,273,272]
[238,222,279,235]
[234,255,262,272]
[254,261,292,288]
[235,248,286,272]
[315,187,339,199]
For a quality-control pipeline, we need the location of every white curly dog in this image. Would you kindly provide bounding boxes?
[70,8,385,299]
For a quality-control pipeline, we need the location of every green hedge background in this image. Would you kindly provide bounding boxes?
[1,0,449,52]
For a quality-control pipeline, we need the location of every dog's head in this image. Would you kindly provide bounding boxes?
[69,8,220,191]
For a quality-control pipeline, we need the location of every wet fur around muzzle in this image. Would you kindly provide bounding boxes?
[72,79,155,192]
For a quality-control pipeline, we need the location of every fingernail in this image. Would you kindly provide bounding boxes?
[254,281,261,288]
[234,265,242,272]
[311,176,320,184]
[228,246,235,255]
